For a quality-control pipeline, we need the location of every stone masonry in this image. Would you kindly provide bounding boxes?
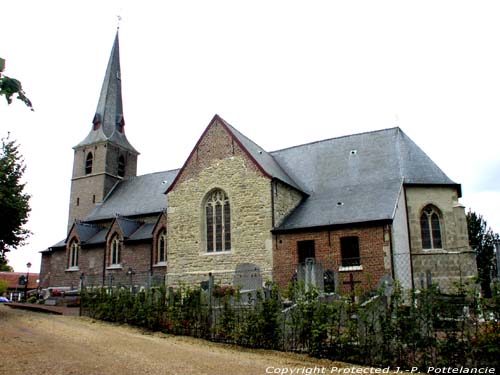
[405,186,477,291]
[166,119,274,286]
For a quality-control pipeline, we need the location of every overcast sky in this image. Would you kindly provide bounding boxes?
[2,0,499,273]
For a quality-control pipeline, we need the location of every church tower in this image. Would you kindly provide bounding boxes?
[68,32,139,229]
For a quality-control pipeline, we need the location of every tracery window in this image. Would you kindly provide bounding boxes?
[157,229,167,263]
[68,239,79,269]
[205,189,231,252]
[85,152,93,174]
[110,234,121,265]
[420,205,442,250]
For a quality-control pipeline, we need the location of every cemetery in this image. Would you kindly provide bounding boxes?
[80,259,500,370]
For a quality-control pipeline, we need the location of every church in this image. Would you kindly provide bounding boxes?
[39,33,477,294]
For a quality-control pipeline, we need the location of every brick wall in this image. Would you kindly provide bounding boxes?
[273,224,390,293]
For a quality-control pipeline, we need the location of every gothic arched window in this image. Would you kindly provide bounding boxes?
[68,239,79,269]
[117,155,125,177]
[110,234,121,265]
[420,205,442,250]
[157,229,167,263]
[205,189,231,252]
[85,152,93,174]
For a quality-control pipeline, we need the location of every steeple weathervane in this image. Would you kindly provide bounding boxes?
[116,14,122,30]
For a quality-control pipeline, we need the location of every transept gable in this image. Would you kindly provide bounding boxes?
[166,114,303,194]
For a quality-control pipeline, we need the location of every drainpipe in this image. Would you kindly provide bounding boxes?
[403,186,415,289]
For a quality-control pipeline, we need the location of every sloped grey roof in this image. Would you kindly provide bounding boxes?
[116,217,142,238]
[222,119,303,191]
[44,239,66,251]
[271,127,457,231]
[86,169,179,221]
[74,222,102,242]
[84,228,108,245]
[82,125,458,233]
[129,223,155,241]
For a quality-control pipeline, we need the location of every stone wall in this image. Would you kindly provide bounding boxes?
[273,180,303,227]
[68,142,138,229]
[273,224,390,292]
[167,119,274,287]
[405,186,477,291]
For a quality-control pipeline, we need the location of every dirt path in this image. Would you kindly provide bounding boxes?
[0,305,357,375]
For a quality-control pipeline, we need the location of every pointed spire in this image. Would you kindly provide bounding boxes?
[75,32,138,153]
[94,31,124,138]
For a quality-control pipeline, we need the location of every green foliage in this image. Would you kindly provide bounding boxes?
[0,58,33,111]
[0,135,31,263]
[0,279,8,295]
[0,262,13,272]
[27,295,37,303]
[81,282,500,369]
[466,210,499,297]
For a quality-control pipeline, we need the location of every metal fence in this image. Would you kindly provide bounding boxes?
[81,270,165,291]
[80,282,500,369]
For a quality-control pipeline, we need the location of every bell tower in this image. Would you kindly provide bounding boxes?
[68,31,139,229]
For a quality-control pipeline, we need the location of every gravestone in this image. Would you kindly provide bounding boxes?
[233,263,262,303]
[297,258,324,292]
[377,274,395,297]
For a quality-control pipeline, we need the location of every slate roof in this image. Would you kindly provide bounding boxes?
[129,223,156,241]
[73,222,102,242]
[222,119,303,191]
[86,169,179,221]
[271,127,457,231]
[78,124,458,234]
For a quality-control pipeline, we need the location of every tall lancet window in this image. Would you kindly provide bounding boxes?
[68,239,79,269]
[205,189,231,252]
[85,152,93,174]
[110,234,121,265]
[157,229,167,264]
[420,205,443,250]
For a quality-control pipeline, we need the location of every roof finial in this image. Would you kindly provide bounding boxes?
[394,113,400,127]
[116,14,122,30]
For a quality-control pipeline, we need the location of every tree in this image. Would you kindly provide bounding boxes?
[0,263,13,272]
[0,57,33,111]
[0,134,31,268]
[466,210,499,298]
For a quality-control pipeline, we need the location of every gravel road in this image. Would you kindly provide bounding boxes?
[0,304,356,375]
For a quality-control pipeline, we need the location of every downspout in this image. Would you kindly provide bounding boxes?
[403,186,415,289]
[271,180,276,250]
[271,179,275,228]
[150,236,154,275]
[102,241,107,286]
[389,225,395,279]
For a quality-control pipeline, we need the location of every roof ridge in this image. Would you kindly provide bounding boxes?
[270,127,400,154]
[134,168,181,179]
[116,215,143,223]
